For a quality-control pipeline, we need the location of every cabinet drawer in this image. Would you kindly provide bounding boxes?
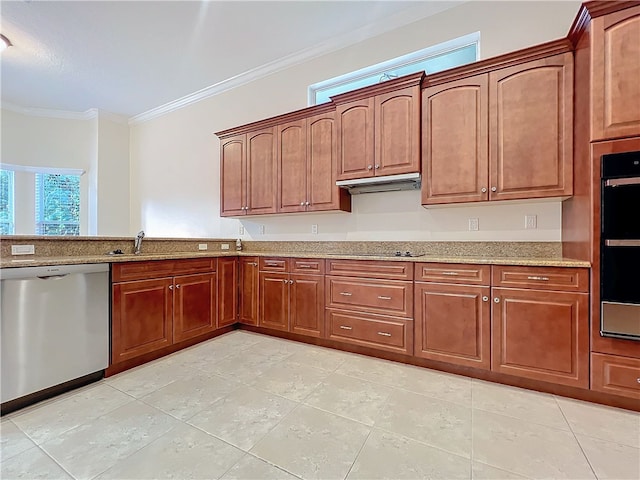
[291,258,325,275]
[591,353,640,400]
[492,265,589,292]
[326,277,413,318]
[415,263,490,285]
[327,309,413,354]
[259,257,289,272]
[113,260,176,282]
[172,258,217,276]
[327,259,413,280]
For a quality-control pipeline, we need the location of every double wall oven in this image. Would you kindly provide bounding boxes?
[600,150,640,341]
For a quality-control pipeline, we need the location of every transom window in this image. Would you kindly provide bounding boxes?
[309,32,479,105]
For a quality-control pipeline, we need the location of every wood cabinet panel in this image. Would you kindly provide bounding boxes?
[489,53,573,200]
[220,135,246,216]
[239,257,259,325]
[492,288,589,387]
[278,120,307,213]
[375,85,421,176]
[326,276,413,318]
[291,258,325,275]
[591,353,640,400]
[112,260,175,282]
[173,273,217,343]
[217,258,238,328]
[414,283,491,369]
[327,309,413,354]
[247,127,277,214]
[326,259,413,280]
[290,274,324,337]
[112,278,173,363]
[492,265,589,293]
[259,257,290,272]
[422,75,489,204]
[415,263,491,285]
[336,98,375,180]
[259,272,289,331]
[591,6,640,140]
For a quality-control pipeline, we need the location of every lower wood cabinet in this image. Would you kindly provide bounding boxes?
[217,258,238,328]
[591,353,640,400]
[239,257,259,325]
[173,273,217,343]
[259,272,290,331]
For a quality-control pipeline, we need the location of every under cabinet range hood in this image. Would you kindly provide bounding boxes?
[336,173,421,194]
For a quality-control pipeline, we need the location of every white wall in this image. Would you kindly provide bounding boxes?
[130,0,581,241]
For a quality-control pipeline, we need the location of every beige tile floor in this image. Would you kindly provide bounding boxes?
[1,330,639,480]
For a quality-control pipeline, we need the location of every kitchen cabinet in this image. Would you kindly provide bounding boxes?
[239,257,259,325]
[591,353,640,400]
[422,49,573,205]
[219,127,276,217]
[591,5,640,141]
[277,111,351,213]
[217,257,238,328]
[258,258,325,337]
[413,264,491,370]
[111,259,218,364]
[334,72,423,181]
[491,265,590,388]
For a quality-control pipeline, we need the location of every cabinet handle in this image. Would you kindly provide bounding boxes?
[340,292,352,296]
[367,165,373,170]
[176,284,180,289]
[481,187,487,193]
[482,296,489,302]
[289,279,294,284]
[441,272,458,276]
[374,165,380,169]
[266,263,278,267]
[168,285,173,290]
[377,332,392,337]
[637,378,640,384]
[339,325,353,330]
[305,201,310,206]
[494,297,500,303]
[527,276,550,281]
[298,265,312,268]
[282,279,287,284]
[251,262,258,266]
[300,202,305,206]
[377,295,391,300]
[491,187,497,192]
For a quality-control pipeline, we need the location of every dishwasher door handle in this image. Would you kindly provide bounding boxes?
[37,274,70,280]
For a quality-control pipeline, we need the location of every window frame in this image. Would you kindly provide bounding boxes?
[35,172,82,236]
[0,169,15,235]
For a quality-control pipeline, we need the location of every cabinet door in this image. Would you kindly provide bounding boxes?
[489,53,573,201]
[277,119,307,213]
[592,6,640,141]
[173,273,216,343]
[492,288,589,387]
[422,75,489,204]
[375,85,421,176]
[247,127,277,214]
[112,278,173,363]
[290,274,324,337]
[239,257,259,325]
[220,135,246,216]
[259,272,289,331]
[336,98,375,180]
[414,283,490,370]
[217,258,238,328]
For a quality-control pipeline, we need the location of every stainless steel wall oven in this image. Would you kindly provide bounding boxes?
[600,150,640,341]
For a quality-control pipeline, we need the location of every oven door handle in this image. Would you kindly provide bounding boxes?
[605,239,640,247]
[604,177,640,187]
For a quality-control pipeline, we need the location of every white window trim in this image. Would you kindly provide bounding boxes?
[1,163,85,176]
[308,31,480,106]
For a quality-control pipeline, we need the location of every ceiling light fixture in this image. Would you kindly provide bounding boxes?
[0,34,12,52]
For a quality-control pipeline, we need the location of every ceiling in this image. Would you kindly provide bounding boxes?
[0,1,462,118]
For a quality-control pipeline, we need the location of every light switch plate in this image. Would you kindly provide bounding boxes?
[11,245,35,255]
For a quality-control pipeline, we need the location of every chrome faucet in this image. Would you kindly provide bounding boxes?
[134,230,145,254]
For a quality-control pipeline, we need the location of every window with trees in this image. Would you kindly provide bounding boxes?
[0,169,15,234]
[35,173,81,235]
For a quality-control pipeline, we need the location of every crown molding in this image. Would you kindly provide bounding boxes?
[1,102,98,120]
[129,1,464,126]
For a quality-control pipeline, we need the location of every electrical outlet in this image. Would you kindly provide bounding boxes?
[468,218,479,231]
[239,225,244,235]
[259,225,265,235]
[11,245,35,255]
[219,244,229,250]
[525,215,537,229]
[311,224,318,234]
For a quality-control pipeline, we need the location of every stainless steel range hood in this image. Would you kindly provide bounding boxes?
[336,172,421,194]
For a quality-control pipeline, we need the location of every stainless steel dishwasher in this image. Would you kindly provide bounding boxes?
[1,263,109,411]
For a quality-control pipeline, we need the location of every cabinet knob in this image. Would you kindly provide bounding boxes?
[168,285,173,290]
[494,297,500,303]
[375,164,380,169]
[305,201,310,206]
[481,187,487,193]
[491,187,497,192]
[176,284,180,289]
[300,202,305,206]
[637,378,640,384]
[289,279,294,284]
[482,296,488,302]
[367,165,373,170]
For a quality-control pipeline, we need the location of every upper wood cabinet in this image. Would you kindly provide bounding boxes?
[277,111,350,213]
[591,5,640,141]
[219,127,276,217]
[334,72,423,181]
[422,46,574,206]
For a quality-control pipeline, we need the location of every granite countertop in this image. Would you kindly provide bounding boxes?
[0,250,590,269]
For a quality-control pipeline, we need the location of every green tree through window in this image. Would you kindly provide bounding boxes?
[0,169,15,234]
[35,173,80,235]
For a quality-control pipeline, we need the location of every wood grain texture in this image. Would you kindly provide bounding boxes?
[277,119,307,213]
[491,265,589,292]
[414,263,491,285]
[247,127,277,214]
[591,352,640,399]
[217,257,238,328]
[220,135,246,217]
[239,257,259,325]
[259,272,289,331]
[173,273,217,342]
[325,276,413,318]
[336,97,375,180]
[290,274,325,338]
[326,259,413,280]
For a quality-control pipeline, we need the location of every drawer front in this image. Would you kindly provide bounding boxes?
[327,259,413,280]
[415,263,490,285]
[112,260,176,282]
[492,265,589,292]
[326,277,413,318]
[259,257,290,272]
[172,258,217,276]
[327,309,413,354]
[291,258,325,275]
[591,353,640,400]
